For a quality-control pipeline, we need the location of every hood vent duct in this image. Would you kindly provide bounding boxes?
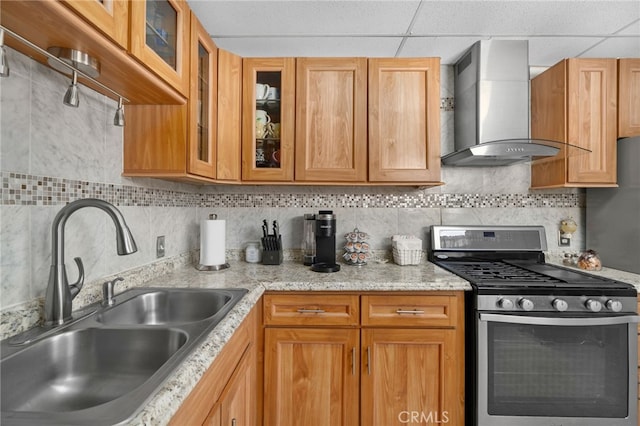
[442,40,561,167]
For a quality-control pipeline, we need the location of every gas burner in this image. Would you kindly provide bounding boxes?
[439,261,564,284]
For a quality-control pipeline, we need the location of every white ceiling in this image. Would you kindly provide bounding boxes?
[187,0,640,67]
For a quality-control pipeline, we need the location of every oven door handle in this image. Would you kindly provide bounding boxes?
[479,313,639,326]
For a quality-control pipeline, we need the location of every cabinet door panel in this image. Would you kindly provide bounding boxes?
[361,328,461,426]
[130,0,190,95]
[368,58,441,182]
[220,348,254,426]
[567,59,617,184]
[296,58,367,182]
[62,0,128,48]
[264,328,359,426]
[187,14,217,179]
[618,58,640,137]
[242,58,295,181]
[216,49,243,182]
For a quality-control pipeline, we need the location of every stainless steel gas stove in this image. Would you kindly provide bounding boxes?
[429,225,638,426]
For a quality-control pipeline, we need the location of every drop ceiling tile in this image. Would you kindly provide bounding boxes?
[398,37,485,64]
[527,37,609,66]
[579,36,640,58]
[188,1,421,36]
[213,37,404,57]
[411,1,640,36]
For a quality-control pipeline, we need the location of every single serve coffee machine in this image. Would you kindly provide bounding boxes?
[311,210,340,273]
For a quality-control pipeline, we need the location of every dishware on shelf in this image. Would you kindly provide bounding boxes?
[266,122,280,138]
[256,83,270,100]
[266,87,280,100]
[255,110,271,138]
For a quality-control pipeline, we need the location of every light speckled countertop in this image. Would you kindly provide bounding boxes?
[128,260,471,425]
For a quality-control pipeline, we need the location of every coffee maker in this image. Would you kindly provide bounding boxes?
[311,210,340,273]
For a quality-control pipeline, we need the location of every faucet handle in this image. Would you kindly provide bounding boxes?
[69,257,84,299]
[102,277,124,306]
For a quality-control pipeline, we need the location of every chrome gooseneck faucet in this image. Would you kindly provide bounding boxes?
[44,198,138,325]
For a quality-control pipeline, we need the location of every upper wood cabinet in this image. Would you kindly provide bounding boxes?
[1,0,183,104]
[61,0,128,49]
[618,58,640,138]
[368,58,441,183]
[295,58,368,182]
[531,58,618,188]
[123,13,228,183]
[129,0,190,95]
[242,58,296,182]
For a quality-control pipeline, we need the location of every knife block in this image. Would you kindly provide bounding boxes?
[262,234,283,265]
[262,249,283,265]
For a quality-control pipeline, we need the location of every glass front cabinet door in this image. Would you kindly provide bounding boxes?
[242,58,295,182]
[187,13,217,179]
[62,0,129,48]
[130,0,190,95]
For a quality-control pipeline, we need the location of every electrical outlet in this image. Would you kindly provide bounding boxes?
[156,236,165,258]
[558,231,570,247]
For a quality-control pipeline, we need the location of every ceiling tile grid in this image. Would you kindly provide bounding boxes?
[187,0,640,65]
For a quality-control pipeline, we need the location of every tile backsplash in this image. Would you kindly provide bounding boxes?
[0,47,584,314]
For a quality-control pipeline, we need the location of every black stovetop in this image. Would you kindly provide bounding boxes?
[434,257,636,293]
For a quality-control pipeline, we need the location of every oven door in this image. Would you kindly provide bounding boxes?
[477,313,639,426]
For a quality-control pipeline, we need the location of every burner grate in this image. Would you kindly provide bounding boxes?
[442,261,564,284]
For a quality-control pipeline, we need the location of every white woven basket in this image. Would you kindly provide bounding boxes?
[392,247,422,266]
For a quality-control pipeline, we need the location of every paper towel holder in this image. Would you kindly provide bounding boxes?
[196,213,230,271]
[196,263,230,271]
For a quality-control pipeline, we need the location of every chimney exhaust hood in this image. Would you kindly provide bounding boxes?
[442,40,561,166]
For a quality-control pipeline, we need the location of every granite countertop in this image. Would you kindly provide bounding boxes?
[129,259,471,424]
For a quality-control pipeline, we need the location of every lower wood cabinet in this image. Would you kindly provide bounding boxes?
[263,292,465,426]
[169,303,259,426]
[361,328,458,426]
[205,345,255,426]
[264,328,360,426]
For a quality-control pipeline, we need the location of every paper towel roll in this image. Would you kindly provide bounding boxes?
[199,218,226,266]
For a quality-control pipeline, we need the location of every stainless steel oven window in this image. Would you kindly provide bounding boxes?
[476,314,638,426]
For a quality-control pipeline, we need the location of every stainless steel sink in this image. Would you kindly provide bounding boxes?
[1,287,248,425]
[97,288,233,325]
[2,328,187,412]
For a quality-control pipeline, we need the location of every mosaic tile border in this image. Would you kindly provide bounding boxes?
[1,171,583,209]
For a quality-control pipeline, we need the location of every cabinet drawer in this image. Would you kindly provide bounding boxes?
[263,294,359,326]
[361,295,458,327]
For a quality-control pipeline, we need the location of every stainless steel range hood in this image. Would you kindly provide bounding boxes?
[442,40,561,167]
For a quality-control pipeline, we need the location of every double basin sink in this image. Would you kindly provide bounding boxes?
[0,287,248,425]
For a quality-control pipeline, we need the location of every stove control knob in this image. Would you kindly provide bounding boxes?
[606,299,623,312]
[552,298,569,312]
[496,298,514,310]
[518,298,534,311]
[585,299,602,312]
